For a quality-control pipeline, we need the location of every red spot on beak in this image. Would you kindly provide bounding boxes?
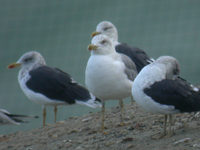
[7,63,21,69]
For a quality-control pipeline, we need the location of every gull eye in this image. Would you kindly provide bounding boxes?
[103,26,111,31]
[101,40,107,44]
[173,68,179,75]
[24,57,33,63]
[173,63,180,75]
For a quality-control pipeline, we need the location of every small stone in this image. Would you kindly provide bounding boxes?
[82,117,92,122]
[76,146,83,150]
[121,137,134,143]
[193,144,200,148]
[127,126,135,130]
[68,129,79,134]
[57,121,65,124]
[127,144,135,149]
[63,139,72,143]
[52,134,58,138]
[173,138,191,145]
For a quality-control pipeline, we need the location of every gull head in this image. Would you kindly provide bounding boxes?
[156,56,180,79]
[91,21,118,42]
[88,34,115,55]
[8,51,46,70]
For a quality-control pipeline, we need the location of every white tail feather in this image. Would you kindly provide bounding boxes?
[75,94,102,108]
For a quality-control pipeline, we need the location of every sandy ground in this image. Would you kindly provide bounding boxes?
[1,103,200,150]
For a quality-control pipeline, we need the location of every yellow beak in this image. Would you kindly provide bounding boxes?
[88,44,98,51]
[91,31,101,37]
[7,63,21,69]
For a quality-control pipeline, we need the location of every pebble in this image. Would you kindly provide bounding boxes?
[82,117,92,122]
[193,144,200,148]
[173,138,191,145]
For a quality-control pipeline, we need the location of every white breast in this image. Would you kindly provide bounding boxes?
[85,54,132,100]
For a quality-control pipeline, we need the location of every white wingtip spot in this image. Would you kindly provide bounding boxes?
[147,58,155,63]
[75,94,102,108]
[190,84,199,92]
[193,87,199,92]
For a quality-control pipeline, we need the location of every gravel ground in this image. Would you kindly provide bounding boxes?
[1,104,200,150]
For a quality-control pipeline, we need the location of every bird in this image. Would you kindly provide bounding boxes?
[85,34,138,132]
[91,21,153,104]
[0,108,38,125]
[91,21,153,73]
[132,55,200,136]
[8,51,102,127]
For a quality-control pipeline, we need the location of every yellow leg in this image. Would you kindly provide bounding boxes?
[119,99,124,126]
[131,96,134,105]
[101,101,105,132]
[163,115,167,135]
[54,106,57,123]
[168,114,174,137]
[43,106,46,127]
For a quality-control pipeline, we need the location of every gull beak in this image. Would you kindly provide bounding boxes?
[7,63,21,69]
[88,44,98,51]
[91,31,101,37]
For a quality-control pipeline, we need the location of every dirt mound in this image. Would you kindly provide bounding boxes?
[1,104,200,150]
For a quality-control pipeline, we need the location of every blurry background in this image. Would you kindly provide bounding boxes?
[0,0,200,134]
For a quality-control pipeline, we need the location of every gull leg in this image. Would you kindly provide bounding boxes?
[151,115,168,139]
[101,100,105,133]
[54,106,57,123]
[163,115,167,135]
[119,99,124,126]
[168,114,174,137]
[43,106,46,127]
[131,96,134,105]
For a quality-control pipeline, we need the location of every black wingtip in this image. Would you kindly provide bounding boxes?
[95,97,102,103]
[33,115,39,118]
[12,115,39,124]
[8,114,39,119]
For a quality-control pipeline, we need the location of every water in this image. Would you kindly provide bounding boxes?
[1,0,200,134]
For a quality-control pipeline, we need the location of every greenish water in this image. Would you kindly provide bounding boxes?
[1,0,200,135]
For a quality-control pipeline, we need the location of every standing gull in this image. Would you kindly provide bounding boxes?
[91,21,153,73]
[132,56,200,136]
[0,108,38,125]
[85,34,137,132]
[8,51,102,127]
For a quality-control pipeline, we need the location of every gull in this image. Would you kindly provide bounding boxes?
[0,108,38,125]
[8,51,102,127]
[85,34,137,132]
[91,21,153,104]
[132,56,200,136]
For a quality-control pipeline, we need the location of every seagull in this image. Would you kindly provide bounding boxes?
[132,56,200,136]
[8,51,102,127]
[85,34,138,132]
[0,108,38,125]
[91,21,153,73]
[91,21,153,104]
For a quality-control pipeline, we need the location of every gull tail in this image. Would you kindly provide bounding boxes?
[76,93,102,108]
[7,114,39,124]
[0,108,39,125]
[8,114,39,119]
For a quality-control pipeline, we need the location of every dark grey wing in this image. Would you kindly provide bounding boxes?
[120,54,138,81]
[26,66,92,104]
[144,78,200,112]
[116,43,153,72]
